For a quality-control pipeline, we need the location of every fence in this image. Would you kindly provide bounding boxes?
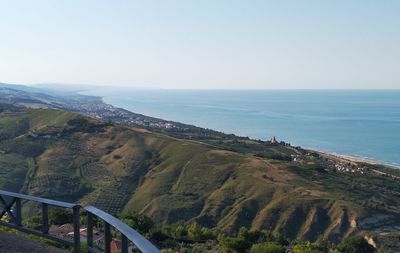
[0,190,160,253]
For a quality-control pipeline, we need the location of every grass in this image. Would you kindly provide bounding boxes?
[0,153,29,192]
[1,105,400,244]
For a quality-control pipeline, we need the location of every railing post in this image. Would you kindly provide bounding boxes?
[73,205,81,253]
[87,212,93,249]
[84,205,160,253]
[42,203,48,234]
[104,221,111,253]
[15,198,22,226]
[122,234,128,253]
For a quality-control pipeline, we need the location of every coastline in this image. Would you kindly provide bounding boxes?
[79,91,400,170]
[314,149,400,169]
[298,144,400,169]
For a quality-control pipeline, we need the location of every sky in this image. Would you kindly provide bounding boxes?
[0,0,399,89]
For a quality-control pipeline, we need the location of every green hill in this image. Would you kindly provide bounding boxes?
[1,105,400,246]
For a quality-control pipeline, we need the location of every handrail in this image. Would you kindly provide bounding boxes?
[84,206,160,253]
[0,189,78,208]
[0,189,80,252]
[0,190,160,253]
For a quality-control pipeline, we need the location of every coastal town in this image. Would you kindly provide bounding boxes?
[291,152,367,174]
[1,85,396,181]
[64,98,182,131]
[0,85,184,132]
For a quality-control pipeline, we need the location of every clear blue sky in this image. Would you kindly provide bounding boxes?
[0,0,399,89]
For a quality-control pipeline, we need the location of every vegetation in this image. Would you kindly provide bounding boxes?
[117,213,378,253]
[250,242,285,253]
[0,105,399,251]
[338,236,376,253]
[292,242,326,253]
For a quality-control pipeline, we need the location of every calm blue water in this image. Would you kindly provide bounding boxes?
[82,89,400,167]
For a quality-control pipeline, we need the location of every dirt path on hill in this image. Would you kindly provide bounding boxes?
[0,230,68,253]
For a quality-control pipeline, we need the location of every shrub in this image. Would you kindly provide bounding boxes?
[292,241,322,253]
[250,242,285,253]
[338,236,376,253]
[120,213,154,235]
[49,208,72,225]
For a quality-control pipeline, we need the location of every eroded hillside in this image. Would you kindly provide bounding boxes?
[1,105,400,243]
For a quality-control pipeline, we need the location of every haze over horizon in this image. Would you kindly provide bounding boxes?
[1,0,399,89]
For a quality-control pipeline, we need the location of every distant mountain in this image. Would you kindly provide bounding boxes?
[0,83,64,108]
[0,82,101,109]
[0,82,47,93]
[0,104,399,251]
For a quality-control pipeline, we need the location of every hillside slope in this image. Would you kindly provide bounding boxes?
[0,105,399,244]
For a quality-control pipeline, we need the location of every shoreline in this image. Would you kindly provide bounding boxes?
[313,149,400,169]
[80,91,400,170]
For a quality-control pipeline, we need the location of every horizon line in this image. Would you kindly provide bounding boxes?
[1,81,399,91]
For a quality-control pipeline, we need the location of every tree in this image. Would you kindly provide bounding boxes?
[250,242,285,253]
[24,215,42,229]
[167,221,187,238]
[219,236,250,253]
[292,242,322,253]
[188,222,203,241]
[120,212,154,235]
[49,208,72,225]
[338,236,375,253]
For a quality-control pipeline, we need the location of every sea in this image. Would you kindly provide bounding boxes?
[81,88,400,168]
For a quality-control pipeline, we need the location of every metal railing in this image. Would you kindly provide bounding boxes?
[0,189,81,251]
[85,206,159,253]
[0,190,160,253]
